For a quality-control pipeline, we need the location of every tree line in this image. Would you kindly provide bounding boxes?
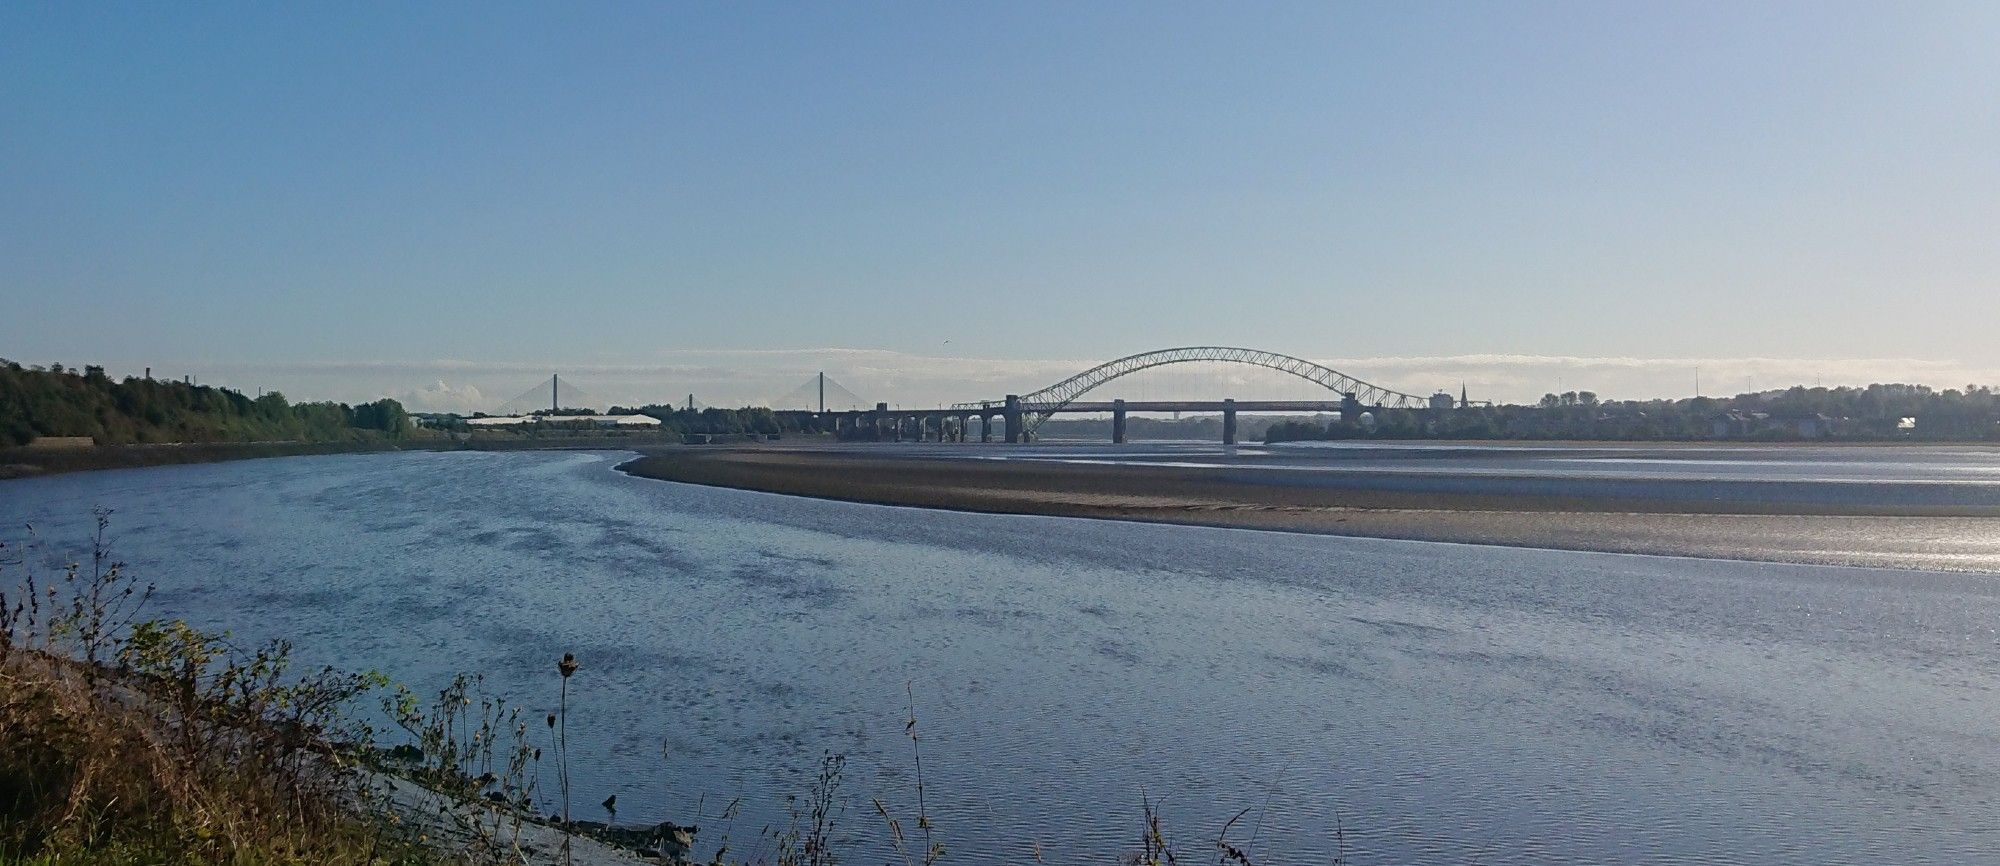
[1265,383,2000,443]
[0,360,410,448]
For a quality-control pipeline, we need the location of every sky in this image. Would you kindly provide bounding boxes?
[4,2,1998,411]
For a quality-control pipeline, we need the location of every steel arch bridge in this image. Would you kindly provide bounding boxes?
[956,346,1427,436]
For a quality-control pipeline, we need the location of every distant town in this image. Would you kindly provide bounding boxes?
[6,359,1997,457]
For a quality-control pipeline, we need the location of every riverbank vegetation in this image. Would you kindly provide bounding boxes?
[0,359,412,448]
[0,514,434,864]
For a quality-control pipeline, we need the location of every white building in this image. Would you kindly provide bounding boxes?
[464,414,663,429]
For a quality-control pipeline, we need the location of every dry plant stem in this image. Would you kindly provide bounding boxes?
[1137,791,1180,866]
[560,675,571,826]
[1215,807,1254,865]
[906,682,938,865]
[557,651,578,866]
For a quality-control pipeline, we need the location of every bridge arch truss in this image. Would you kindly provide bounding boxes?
[957,346,1427,437]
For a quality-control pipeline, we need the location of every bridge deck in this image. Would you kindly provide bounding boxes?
[779,400,1365,417]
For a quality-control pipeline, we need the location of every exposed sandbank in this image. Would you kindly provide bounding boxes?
[618,448,2000,573]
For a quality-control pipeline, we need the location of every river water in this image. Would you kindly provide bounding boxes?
[3,450,1998,864]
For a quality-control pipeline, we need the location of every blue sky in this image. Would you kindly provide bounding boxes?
[4,2,1998,409]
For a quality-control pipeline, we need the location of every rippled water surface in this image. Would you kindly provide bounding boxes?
[4,450,1999,864]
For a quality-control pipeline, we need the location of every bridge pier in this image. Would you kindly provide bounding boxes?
[1112,399,1127,444]
[1003,395,1023,444]
[1222,398,1237,445]
[980,414,992,443]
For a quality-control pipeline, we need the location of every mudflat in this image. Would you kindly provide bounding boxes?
[618,446,2000,573]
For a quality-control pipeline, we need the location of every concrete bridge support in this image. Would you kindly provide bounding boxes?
[1112,399,1128,444]
[1222,398,1238,445]
[980,414,992,443]
[1003,395,1023,444]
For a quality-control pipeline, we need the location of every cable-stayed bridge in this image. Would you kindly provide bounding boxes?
[771,373,869,412]
[491,375,721,415]
[494,374,607,415]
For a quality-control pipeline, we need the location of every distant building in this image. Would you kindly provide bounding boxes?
[1428,392,1456,412]
[464,414,662,429]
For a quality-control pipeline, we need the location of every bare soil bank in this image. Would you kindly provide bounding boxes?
[618,448,2000,572]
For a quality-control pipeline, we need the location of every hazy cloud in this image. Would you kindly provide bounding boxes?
[396,380,488,414]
